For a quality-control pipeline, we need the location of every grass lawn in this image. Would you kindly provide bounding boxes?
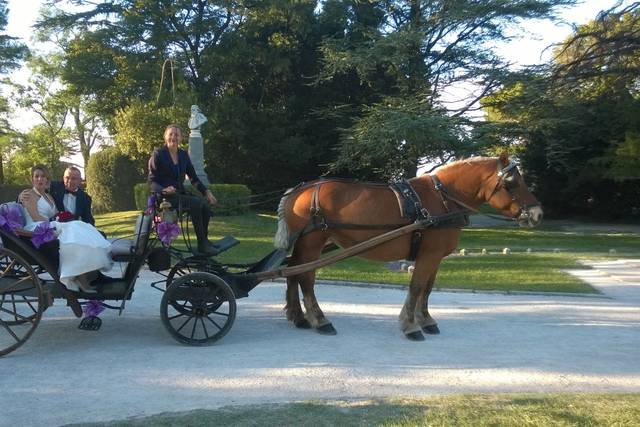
[96,211,640,294]
[70,394,640,426]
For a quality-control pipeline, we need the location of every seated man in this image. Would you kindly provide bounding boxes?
[51,166,95,225]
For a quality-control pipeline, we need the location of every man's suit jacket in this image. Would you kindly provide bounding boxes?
[50,181,95,226]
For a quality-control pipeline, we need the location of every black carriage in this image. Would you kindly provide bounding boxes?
[0,199,286,356]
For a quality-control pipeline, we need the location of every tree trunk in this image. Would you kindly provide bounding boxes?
[72,107,91,167]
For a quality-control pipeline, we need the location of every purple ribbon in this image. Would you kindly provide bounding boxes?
[83,299,105,317]
[30,221,56,248]
[146,194,157,214]
[0,204,23,234]
[156,221,180,246]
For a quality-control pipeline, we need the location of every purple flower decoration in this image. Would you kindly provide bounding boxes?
[83,299,105,317]
[0,203,24,234]
[146,194,157,214]
[31,221,56,248]
[156,221,180,246]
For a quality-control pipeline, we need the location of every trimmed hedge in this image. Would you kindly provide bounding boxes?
[86,148,141,213]
[134,183,251,216]
[0,184,29,204]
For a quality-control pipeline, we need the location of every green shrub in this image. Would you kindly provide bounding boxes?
[0,184,29,204]
[133,183,251,216]
[86,148,141,213]
[209,184,251,215]
[133,183,149,212]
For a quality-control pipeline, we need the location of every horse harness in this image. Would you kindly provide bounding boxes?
[302,178,469,261]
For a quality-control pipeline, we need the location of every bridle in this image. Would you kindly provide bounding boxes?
[488,160,519,200]
[431,159,538,224]
[487,160,539,223]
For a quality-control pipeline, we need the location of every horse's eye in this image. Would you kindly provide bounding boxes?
[503,175,518,190]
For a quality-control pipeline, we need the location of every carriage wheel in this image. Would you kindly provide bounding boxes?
[0,248,45,357]
[160,272,236,346]
[166,258,224,315]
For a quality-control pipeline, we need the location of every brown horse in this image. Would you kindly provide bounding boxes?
[274,154,543,340]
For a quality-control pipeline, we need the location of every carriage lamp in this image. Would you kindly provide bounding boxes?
[159,198,178,223]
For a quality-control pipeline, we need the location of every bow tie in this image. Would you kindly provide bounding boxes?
[65,189,78,195]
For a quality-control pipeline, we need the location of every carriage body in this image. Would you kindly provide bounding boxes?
[0,199,281,356]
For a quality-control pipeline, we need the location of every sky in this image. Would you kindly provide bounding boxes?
[3,0,632,168]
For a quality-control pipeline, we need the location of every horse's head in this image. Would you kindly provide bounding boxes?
[485,154,543,227]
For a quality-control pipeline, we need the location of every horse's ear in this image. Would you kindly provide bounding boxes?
[499,152,509,166]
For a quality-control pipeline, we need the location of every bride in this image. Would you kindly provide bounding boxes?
[21,164,112,292]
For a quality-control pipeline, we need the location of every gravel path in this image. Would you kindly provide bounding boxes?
[1,262,639,427]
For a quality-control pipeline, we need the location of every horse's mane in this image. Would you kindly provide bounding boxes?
[432,156,495,174]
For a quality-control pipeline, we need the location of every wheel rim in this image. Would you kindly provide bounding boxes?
[0,248,44,357]
[161,272,236,345]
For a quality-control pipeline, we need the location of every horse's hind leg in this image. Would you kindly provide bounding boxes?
[289,233,335,334]
[285,277,311,329]
[284,233,333,333]
[299,268,336,334]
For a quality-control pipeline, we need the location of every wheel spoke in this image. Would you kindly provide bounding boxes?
[204,315,223,331]
[20,295,40,314]
[176,315,194,333]
[0,276,34,294]
[198,317,210,339]
[190,315,198,339]
[0,319,21,342]
[168,312,187,321]
[211,308,230,317]
[0,259,17,278]
[0,306,34,322]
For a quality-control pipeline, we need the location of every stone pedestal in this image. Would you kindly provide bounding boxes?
[187,132,209,186]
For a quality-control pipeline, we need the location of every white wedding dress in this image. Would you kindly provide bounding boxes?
[23,192,112,292]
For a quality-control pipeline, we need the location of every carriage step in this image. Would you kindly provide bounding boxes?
[211,236,239,254]
[247,248,287,274]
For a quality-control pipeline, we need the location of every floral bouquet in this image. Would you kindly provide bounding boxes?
[56,211,75,222]
[31,221,57,248]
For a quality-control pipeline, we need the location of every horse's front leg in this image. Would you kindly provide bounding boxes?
[415,272,440,335]
[399,255,442,341]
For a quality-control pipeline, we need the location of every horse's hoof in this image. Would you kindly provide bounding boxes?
[422,324,440,335]
[295,319,312,329]
[317,323,337,335]
[405,330,425,341]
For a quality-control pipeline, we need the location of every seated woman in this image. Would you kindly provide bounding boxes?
[148,124,218,254]
[21,164,112,292]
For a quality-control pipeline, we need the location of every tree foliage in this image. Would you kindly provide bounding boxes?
[0,0,27,74]
[113,99,191,172]
[320,0,574,179]
[482,3,640,219]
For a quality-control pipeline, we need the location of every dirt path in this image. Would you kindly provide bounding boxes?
[2,265,639,427]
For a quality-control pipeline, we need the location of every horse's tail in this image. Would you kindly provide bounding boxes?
[274,193,290,249]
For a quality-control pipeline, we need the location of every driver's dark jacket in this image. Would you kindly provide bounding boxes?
[148,146,208,196]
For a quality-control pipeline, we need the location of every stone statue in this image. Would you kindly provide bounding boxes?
[188,105,208,137]
[186,104,210,186]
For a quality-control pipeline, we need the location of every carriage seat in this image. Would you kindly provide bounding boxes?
[108,214,152,262]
